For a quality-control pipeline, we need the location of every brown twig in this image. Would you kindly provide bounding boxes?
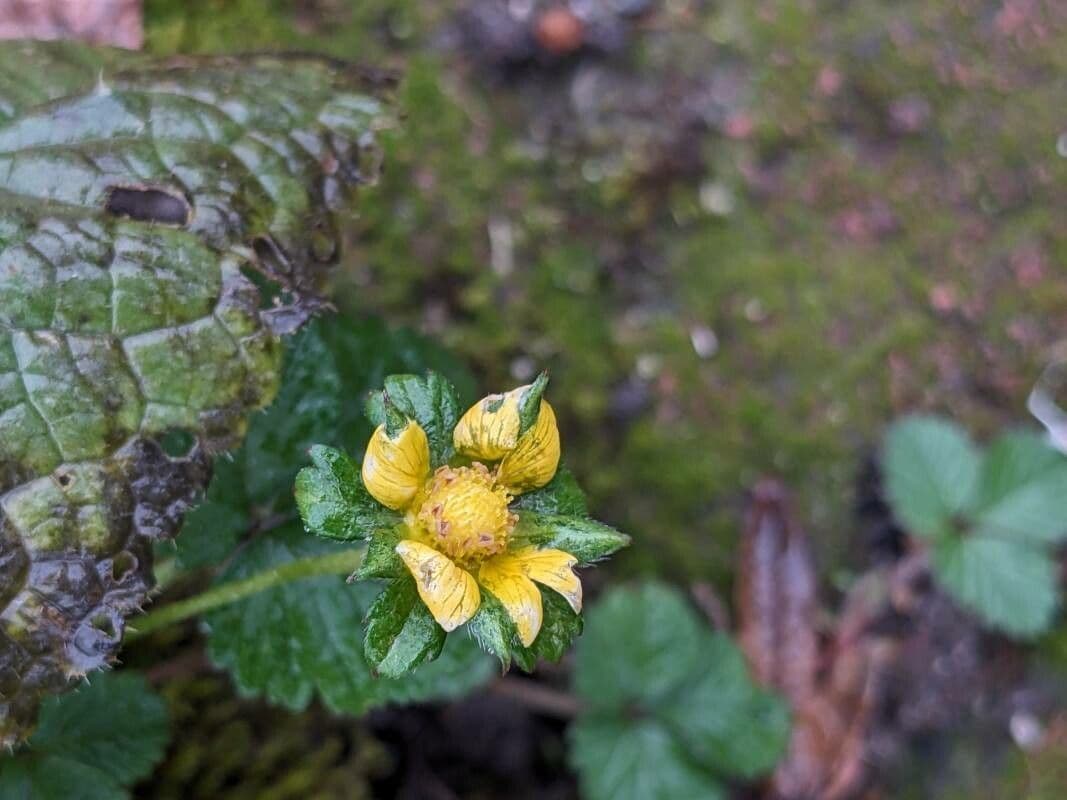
[488,675,583,719]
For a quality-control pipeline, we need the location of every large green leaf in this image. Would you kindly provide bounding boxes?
[882,415,981,539]
[0,671,169,799]
[570,583,789,796]
[0,40,391,743]
[203,524,493,712]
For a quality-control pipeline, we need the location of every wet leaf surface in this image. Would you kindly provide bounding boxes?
[0,40,392,743]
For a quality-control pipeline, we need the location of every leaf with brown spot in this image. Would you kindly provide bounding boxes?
[0,40,393,744]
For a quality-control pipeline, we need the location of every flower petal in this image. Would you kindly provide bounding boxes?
[361,420,430,510]
[479,554,544,647]
[497,401,561,493]
[396,540,481,632]
[511,546,582,613]
[453,392,522,462]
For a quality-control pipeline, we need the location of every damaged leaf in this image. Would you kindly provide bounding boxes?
[0,40,392,744]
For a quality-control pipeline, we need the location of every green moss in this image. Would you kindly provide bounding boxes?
[145,0,1067,587]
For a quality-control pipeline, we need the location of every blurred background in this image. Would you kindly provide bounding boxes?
[5,0,1063,797]
[141,0,1066,589]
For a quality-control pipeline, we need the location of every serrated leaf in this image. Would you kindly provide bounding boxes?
[0,671,169,799]
[574,583,704,712]
[0,41,392,742]
[569,717,725,800]
[882,415,981,539]
[295,445,398,541]
[513,512,630,565]
[972,431,1067,545]
[364,577,446,678]
[931,534,1058,638]
[367,373,461,467]
[510,467,588,516]
[204,523,492,712]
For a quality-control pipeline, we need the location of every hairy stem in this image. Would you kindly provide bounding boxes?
[128,547,364,640]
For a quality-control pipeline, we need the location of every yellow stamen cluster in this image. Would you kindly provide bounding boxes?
[412,463,517,563]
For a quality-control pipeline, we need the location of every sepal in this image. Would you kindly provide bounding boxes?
[364,577,447,678]
[512,512,630,564]
[295,445,399,541]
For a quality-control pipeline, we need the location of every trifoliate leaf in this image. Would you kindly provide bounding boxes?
[0,671,169,800]
[0,40,392,743]
[931,534,1059,638]
[364,577,446,678]
[513,512,631,565]
[883,415,980,539]
[571,584,788,795]
[511,467,588,516]
[204,524,492,712]
[295,445,398,541]
[366,373,462,467]
[574,583,704,712]
[569,718,725,800]
[662,636,790,780]
[972,431,1067,545]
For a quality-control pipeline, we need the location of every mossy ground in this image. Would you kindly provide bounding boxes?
[138,1,1067,795]
[145,0,1065,621]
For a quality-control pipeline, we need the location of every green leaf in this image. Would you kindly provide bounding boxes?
[569,718,725,800]
[517,371,549,435]
[972,431,1067,545]
[513,512,630,565]
[932,534,1059,638]
[367,373,462,466]
[574,583,705,712]
[883,415,981,539]
[0,40,392,740]
[571,584,789,795]
[179,315,475,565]
[176,454,249,569]
[511,467,589,516]
[467,590,518,669]
[295,445,398,541]
[0,671,169,799]
[662,636,791,780]
[355,526,406,580]
[364,577,446,678]
[468,588,584,672]
[204,523,493,712]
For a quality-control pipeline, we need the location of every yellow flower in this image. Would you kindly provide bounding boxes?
[361,379,577,647]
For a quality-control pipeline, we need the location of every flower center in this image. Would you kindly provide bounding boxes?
[413,463,516,563]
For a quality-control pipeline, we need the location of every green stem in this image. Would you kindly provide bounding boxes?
[128,547,364,640]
